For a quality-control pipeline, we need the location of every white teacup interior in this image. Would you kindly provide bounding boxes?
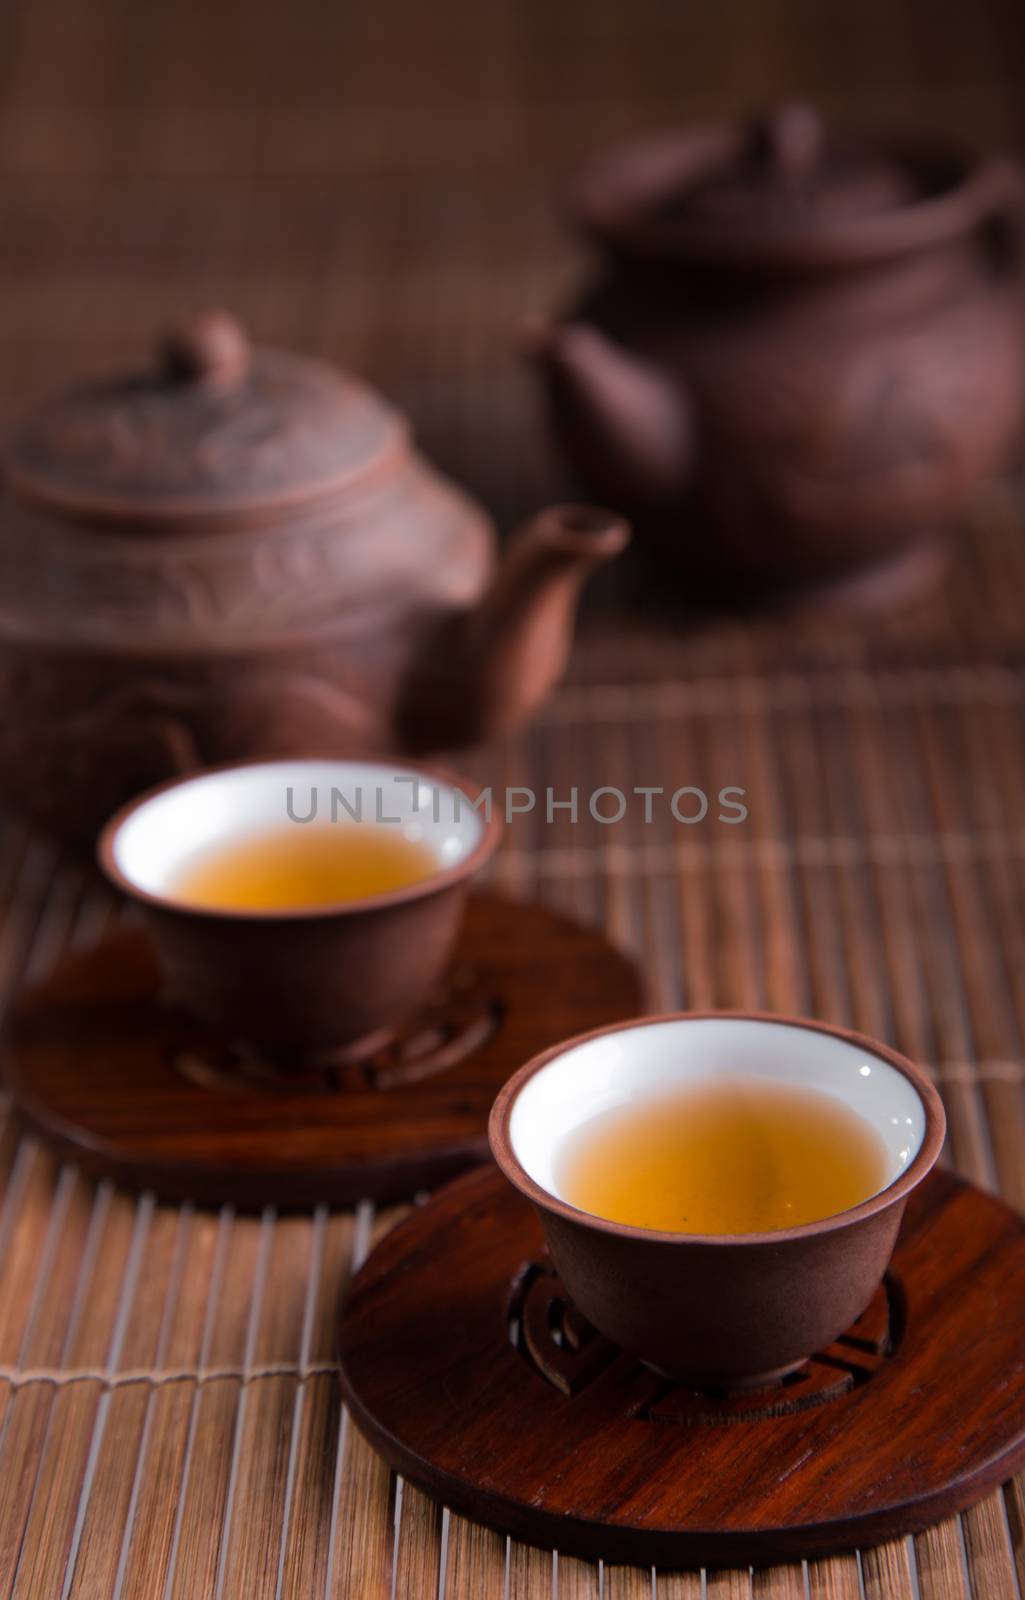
[510,1017,926,1210]
[112,760,486,901]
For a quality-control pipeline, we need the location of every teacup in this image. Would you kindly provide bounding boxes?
[98,758,502,1068]
[490,1012,945,1386]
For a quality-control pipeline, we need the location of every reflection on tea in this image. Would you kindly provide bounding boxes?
[169,822,439,911]
[557,1075,889,1234]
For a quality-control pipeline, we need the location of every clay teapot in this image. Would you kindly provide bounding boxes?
[0,313,627,843]
[531,103,1025,608]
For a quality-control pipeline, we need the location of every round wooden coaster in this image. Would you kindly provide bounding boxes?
[338,1163,1025,1566]
[1,894,642,1208]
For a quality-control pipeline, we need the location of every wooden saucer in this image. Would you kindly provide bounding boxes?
[338,1164,1025,1565]
[1,894,642,1208]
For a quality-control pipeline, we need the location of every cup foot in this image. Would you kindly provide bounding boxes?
[510,1253,893,1420]
[655,1358,809,1395]
[169,963,504,1095]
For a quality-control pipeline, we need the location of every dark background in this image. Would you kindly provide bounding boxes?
[2,0,1023,536]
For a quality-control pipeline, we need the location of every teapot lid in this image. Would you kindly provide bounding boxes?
[671,105,915,225]
[573,103,994,268]
[5,311,406,530]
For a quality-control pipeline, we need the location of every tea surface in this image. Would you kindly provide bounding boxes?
[169,822,439,910]
[557,1076,890,1234]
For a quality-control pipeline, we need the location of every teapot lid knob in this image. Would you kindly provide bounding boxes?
[749,101,824,180]
[160,310,251,387]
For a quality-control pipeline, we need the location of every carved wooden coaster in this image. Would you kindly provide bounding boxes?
[338,1163,1025,1566]
[1,894,642,1208]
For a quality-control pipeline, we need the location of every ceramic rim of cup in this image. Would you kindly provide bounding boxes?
[97,756,503,922]
[489,1011,947,1247]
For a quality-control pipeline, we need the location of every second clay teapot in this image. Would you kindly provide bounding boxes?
[0,313,627,842]
[532,104,1025,608]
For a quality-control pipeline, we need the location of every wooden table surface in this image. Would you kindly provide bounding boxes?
[1,0,1025,1594]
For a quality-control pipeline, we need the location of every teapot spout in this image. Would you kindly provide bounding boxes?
[528,320,694,502]
[399,505,629,750]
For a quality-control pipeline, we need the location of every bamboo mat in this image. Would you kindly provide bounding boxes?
[3,584,1025,1597]
[2,0,1025,1592]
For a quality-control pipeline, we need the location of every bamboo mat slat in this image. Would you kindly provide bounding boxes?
[914,1519,971,1600]
[806,1556,862,1600]
[442,1516,505,1600]
[861,1540,918,1600]
[655,1571,702,1600]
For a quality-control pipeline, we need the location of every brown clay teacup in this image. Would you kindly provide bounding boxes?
[490,1013,945,1387]
[99,758,502,1070]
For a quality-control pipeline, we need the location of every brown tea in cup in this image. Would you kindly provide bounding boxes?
[170,822,439,911]
[557,1075,890,1235]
